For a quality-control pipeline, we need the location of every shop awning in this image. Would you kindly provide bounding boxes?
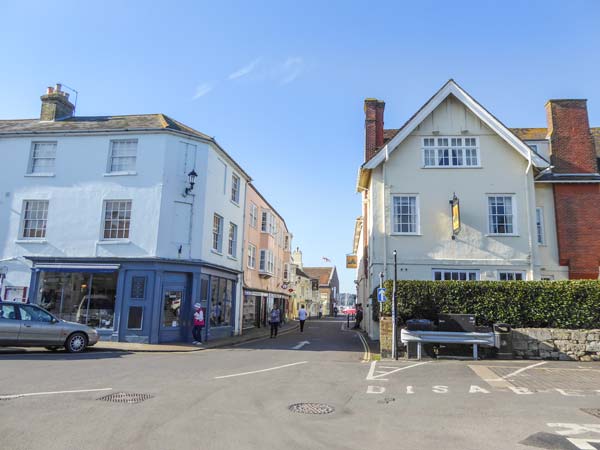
[34,263,120,273]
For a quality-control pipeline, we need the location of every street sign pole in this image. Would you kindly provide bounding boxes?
[379,272,384,321]
[392,250,398,360]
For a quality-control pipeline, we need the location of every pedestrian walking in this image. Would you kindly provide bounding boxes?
[269,304,281,338]
[192,303,205,344]
[354,304,363,329]
[298,305,308,332]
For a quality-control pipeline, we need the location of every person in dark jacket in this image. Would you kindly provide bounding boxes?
[353,305,363,329]
[269,304,281,338]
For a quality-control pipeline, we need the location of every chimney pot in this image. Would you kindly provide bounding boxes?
[40,83,75,121]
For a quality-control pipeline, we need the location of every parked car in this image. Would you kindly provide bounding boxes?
[0,301,99,352]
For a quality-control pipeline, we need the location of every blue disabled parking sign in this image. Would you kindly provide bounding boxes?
[377,288,387,303]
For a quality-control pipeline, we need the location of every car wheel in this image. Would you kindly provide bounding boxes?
[65,332,88,353]
[45,346,60,351]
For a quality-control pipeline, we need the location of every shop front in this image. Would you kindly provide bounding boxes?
[27,258,240,344]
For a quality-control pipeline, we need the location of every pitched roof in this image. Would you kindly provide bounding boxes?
[295,267,310,279]
[303,267,334,286]
[511,127,600,157]
[0,113,252,180]
[0,113,211,139]
[362,80,549,170]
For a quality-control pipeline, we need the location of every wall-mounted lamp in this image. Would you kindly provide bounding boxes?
[184,169,198,196]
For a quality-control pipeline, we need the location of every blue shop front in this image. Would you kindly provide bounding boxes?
[26,257,240,344]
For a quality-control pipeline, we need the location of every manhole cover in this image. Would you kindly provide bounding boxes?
[288,403,335,415]
[97,392,153,404]
[582,408,600,419]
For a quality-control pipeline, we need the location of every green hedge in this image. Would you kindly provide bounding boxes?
[381,280,600,329]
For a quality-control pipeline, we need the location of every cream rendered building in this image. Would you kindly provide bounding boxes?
[355,80,568,339]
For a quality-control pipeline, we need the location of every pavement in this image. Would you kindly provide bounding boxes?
[1,317,599,450]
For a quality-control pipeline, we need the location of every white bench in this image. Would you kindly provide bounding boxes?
[400,329,497,360]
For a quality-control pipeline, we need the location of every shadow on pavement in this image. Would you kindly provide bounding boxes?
[0,347,134,360]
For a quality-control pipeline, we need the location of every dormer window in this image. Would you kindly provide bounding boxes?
[422,137,479,168]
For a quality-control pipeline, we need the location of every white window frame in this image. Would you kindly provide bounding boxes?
[212,214,223,253]
[432,269,480,281]
[107,139,138,174]
[249,203,258,228]
[422,137,480,168]
[247,244,256,269]
[231,173,240,204]
[228,222,238,258]
[28,141,57,175]
[498,271,525,281]
[101,200,132,240]
[391,194,420,235]
[487,194,518,236]
[535,207,545,245]
[259,249,274,274]
[20,200,49,240]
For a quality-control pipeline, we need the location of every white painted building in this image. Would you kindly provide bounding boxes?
[0,84,250,343]
[354,80,575,339]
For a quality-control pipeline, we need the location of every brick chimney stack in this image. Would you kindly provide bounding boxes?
[546,98,600,279]
[364,99,385,162]
[40,83,75,121]
[546,99,597,173]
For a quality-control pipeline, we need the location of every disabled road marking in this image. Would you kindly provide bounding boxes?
[0,387,113,400]
[214,361,308,379]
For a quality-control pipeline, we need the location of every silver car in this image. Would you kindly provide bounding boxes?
[0,301,99,353]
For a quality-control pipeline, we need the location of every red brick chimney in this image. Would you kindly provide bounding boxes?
[546,99,597,173]
[364,99,385,161]
[546,99,600,279]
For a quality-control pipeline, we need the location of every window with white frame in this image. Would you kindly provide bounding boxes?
[261,210,275,235]
[102,200,132,239]
[259,249,274,274]
[228,222,238,257]
[249,203,258,228]
[488,195,516,235]
[535,207,545,245]
[433,269,479,281]
[231,174,240,204]
[423,137,479,167]
[212,214,223,252]
[108,139,137,173]
[247,244,256,269]
[392,195,419,234]
[21,200,49,239]
[499,271,525,281]
[28,142,57,174]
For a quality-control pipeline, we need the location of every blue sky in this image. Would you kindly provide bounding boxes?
[1,1,599,292]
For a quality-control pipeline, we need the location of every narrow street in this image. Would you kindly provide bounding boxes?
[2,319,600,450]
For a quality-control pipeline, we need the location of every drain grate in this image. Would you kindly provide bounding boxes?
[582,408,600,419]
[97,392,153,404]
[288,402,335,415]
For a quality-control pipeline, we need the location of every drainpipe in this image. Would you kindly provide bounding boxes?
[524,149,535,280]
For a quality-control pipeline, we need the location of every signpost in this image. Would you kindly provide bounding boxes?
[377,288,386,303]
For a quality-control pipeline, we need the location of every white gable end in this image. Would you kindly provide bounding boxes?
[363,80,549,170]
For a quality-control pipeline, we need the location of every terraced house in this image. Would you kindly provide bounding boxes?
[354,80,600,339]
[0,84,251,344]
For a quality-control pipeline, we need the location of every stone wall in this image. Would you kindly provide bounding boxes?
[513,328,600,361]
[380,317,393,358]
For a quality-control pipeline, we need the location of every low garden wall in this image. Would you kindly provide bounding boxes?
[513,328,600,361]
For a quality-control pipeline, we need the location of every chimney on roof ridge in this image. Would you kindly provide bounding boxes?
[364,98,385,162]
[40,83,75,121]
[545,99,596,174]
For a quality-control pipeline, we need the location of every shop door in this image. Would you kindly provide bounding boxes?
[120,273,152,341]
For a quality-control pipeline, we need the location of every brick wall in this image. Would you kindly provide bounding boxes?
[379,317,393,358]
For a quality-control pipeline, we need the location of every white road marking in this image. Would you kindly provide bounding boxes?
[406,386,414,394]
[0,387,113,400]
[547,423,600,436]
[214,361,308,379]
[469,385,490,394]
[567,438,600,449]
[508,386,533,395]
[556,388,584,397]
[292,341,310,350]
[503,361,547,379]
[432,385,448,394]
[366,361,430,381]
[366,385,386,394]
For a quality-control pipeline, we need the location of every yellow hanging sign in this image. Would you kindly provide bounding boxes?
[451,194,461,236]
